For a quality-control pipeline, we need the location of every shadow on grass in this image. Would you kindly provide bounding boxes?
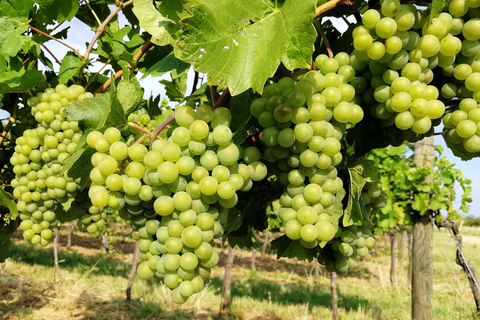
[6,242,132,278]
[208,276,375,313]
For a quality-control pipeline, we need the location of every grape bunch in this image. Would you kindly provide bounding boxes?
[443,98,480,152]
[362,180,388,214]
[249,53,364,249]
[351,1,448,137]
[82,103,267,303]
[11,84,87,246]
[318,223,376,274]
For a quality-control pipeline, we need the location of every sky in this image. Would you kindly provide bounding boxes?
[12,12,480,217]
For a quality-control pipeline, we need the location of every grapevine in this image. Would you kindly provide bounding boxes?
[0,0,477,308]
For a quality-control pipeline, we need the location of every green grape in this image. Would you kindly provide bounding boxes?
[362,9,381,29]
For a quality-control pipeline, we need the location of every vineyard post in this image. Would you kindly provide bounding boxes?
[219,245,235,317]
[330,272,339,320]
[411,136,435,320]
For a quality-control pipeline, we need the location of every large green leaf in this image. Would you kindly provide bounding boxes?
[174,0,317,95]
[443,134,480,161]
[271,235,318,262]
[0,17,29,60]
[0,188,18,219]
[117,78,144,113]
[64,92,126,133]
[142,52,190,79]
[343,160,378,226]
[58,52,84,84]
[132,0,177,46]
[0,0,33,19]
[34,0,79,23]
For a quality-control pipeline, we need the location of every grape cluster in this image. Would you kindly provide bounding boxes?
[438,1,480,152]
[318,223,375,274]
[352,1,447,137]
[83,103,265,303]
[362,180,388,214]
[443,97,480,152]
[249,55,364,249]
[11,84,87,245]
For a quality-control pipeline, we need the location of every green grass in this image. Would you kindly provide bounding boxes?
[0,227,478,319]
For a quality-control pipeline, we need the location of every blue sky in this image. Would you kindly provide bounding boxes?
[23,15,480,217]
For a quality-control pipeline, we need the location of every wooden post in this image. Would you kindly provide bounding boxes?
[53,227,61,282]
[398,231,407,262]
[412,136,434,320]
[390,229,397,285]
[126,243,139,301]
[331,272,339,320]
[261,232,269,256]
[313,259,320,283]
[219,246,235,318]
[66,220,75,250]
[251,248,257,270]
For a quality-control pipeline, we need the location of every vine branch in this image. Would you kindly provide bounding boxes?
[212,88,231,110]
[84,0,134,62]
[317,24,334,58]
[83,0,102,26]
[191,71,200,95]
[41,44,62,65]
[315,0,356,19]
[149,114,176,149]
[29,26,82,58]
[210,86,217,106]
[94,39,153,94]
[128,122,151,135]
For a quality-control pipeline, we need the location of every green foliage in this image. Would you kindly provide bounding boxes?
[369,145,472,233]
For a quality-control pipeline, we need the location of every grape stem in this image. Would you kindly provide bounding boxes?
[210,85,217,105]
[41,44,61,65]
[191,71,200,95]
[433,132,443,136]
[212,88,231,110]
[94,39,153,94]
[28,26,82,58]
[127,122,151,134]
[315,0,356,19]
[84,0,134,62]
[82,0,102,26]
[316,23,334,58]
[134,132,152,145]
[149,114,176,149]
[85,59,111,91]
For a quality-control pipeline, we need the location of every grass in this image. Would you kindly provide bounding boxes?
[0,227,478,319]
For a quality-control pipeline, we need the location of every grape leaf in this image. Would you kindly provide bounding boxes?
[228,89,253,145]
[64,92,126,132]
[0,69,43,94]
[76,1,112,28]
[142,52,190,79]
[173,0,317,95]
[429,0,446,19]
[62,147,95,188]
[227,227,263,250]
[160,67,189,102]
[0,188,18,219]
[343,160,378,226]
[132,0,177,46]
[116,78,144,113]
[34,0,80,24]
[443,134,480,161]
[58,52,84,84]
[0,0,33,19]
[271,235,318,262]
[0,17,29,60]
